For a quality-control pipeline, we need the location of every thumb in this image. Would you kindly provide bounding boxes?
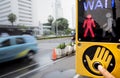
[98,65,115,78]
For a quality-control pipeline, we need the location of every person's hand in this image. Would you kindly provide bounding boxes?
[98,65,115,78]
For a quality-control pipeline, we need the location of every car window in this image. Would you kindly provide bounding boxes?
[0,39,10,47]
[16,38,25,44]
[24,36,36,43]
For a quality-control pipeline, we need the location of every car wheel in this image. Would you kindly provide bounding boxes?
[26,51,35,60]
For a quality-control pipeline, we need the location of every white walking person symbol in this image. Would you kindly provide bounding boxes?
[102,13,116,37]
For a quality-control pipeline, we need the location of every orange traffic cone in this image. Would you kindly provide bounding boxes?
[52,48,57,60]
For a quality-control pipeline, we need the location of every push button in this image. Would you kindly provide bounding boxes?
[93,62,102,70]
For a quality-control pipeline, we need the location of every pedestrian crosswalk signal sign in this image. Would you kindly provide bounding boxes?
[76,0,120,78]
[77,0,120,42]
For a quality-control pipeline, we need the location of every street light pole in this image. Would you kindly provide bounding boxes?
[56,22,58,36]
[56,20,60,36]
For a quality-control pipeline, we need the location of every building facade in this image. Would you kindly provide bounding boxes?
[0,0,33,26]
[52,0,63,19]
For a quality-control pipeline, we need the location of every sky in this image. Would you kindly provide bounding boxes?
[33,0,75,29]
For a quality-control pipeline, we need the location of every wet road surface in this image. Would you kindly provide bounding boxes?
[17,55,75,78]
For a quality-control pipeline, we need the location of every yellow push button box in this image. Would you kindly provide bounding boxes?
[76,42,120,78]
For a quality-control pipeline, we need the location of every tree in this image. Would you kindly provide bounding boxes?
[55,18,69,31]
[48,15,54,26]
[8,13,16,26]
[64,28,72,35]
[53,18,69,35]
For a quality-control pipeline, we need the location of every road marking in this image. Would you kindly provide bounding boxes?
[15,57,69,78]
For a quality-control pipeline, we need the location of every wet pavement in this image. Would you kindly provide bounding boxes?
[42,69,76,78]
[17,55,75,78]
[34,52,53,66]
[17,55,89,78]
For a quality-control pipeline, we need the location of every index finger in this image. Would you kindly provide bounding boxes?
[98,65,115,78]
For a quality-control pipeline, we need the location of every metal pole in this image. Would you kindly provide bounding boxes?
[56,21,60,36]
[56,22,58,36]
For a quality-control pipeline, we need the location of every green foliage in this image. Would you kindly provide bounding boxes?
[54,18,69,31]
[67,42,73,46]
[8,13,16,26]
[57,43,66,49]
[43,23,51,26]
[67,42,75,46]
[36,36,71,40]
[43,30,54,36]
[17,25,28,29]
[64,28,72,35]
